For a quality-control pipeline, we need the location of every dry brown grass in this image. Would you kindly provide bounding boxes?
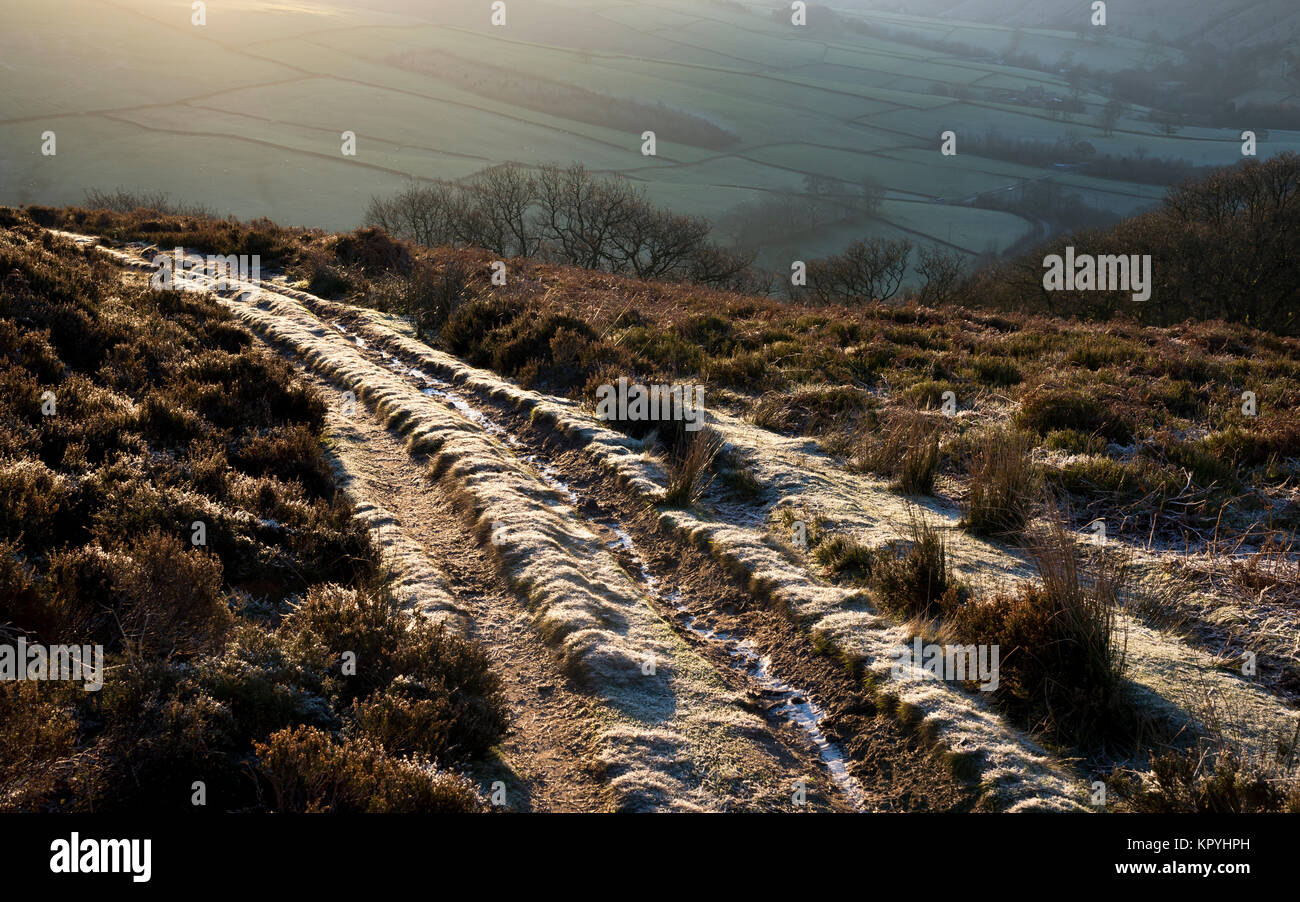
[960,425,1040,537]
[852,410,943,496]
[0,215,507,812]
[663,427,724,507]
[947,520,1132,748]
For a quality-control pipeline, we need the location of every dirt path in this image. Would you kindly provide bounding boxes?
[76,234,889,812]
[57,229,1300,813]
[302,289,1299,805]
[316,373,614,812]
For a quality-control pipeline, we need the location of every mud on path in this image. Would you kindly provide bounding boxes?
[452,418,978,812]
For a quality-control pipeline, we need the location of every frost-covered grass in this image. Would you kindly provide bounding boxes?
[298,280,1300,811]
[56,218,1300,811]
[110,241,842,812]
[240,276,1087,810]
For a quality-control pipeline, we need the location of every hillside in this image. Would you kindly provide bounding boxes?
[4,198,1297,814]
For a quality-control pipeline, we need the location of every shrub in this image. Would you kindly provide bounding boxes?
[0,456,74,552]
[488,311,596,387]
[1016,387,1132,443]
[352,672,504,762]
[88,659,246,812]
[283,585,508,753]
[332,227,412,276]
[253,726,485,813]
[948,521,1129,747]
[0,681,78,811]
[970,356,1022,387]
[110,529,232,658]
[403,259,472,339]
[871,511,967,619]
[197,623,337,745]
[1124,742,1300,813]
[440,296,517,365]
[814,534,876,583]
[229,424,337,497]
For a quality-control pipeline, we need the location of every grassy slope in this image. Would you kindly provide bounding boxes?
[0,217,506,812]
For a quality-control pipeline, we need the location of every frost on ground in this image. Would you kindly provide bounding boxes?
[264,290,1084,809]
[292,282,1299,810]
[78,237,854,812]
[73,233,1297,811]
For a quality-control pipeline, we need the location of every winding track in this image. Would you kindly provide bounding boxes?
[78,230,1252,812]
[65,231,960,812]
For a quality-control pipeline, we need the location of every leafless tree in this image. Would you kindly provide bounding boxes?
[916,244,965,304]
[807,237,912,303]
[462,163,539,257]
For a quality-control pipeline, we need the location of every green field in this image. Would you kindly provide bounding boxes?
[2,0,1298,270]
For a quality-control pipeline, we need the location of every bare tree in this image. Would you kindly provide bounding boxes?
[464,163,539,257]
[916,244,965,303]
[533,163,641,269]
[685,244,757,289]
[808,237,912,303]
[364,183,460,247]
[366,161,761,290]
[608,200,712,279]
[1097,100,1125,138]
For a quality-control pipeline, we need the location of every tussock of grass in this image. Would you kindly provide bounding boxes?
[752,383,872,435]
[713,447,766,502]
[947,521,1132,748]
[870,511,968,620]
[961,425,1040,537]
[814,534,876,583]
[663,428,723,507]
[853,410,943,496]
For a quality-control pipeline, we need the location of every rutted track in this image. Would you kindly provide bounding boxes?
[53,229,1300,813]
[333,318,888,810]
[246,263,1086,811]
[289,275,1300,810]
[71,234,900,812]
[62,231,1118,811]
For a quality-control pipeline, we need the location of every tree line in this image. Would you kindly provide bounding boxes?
[366,162,975,304]
[962,153,1300,335]
[364,163,758,290]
